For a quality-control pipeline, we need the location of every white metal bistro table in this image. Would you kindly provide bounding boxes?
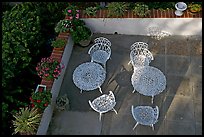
[131,66,166,103]
[73,62,106,93]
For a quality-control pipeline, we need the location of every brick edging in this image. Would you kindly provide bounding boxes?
[80,9,202,18]
[40,32,70,90]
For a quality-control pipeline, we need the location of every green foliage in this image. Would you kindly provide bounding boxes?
[2,2,68,135]
[84,6,100,16]
[107,2,128,17]
[36,57,64,80]
[2,2,41,89]
[188,3,202,12]
[146,2,176,10]
[51,39,67,48]
[12,107,42,135]
[30,89,52,111]
[70,25,92,44]
[133,3,150,17]
[55,19,72,33]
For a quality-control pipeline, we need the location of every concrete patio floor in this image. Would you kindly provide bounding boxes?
[47,33,202,135]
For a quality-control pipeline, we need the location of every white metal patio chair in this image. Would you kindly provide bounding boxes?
[131,105,159,131]
[88,91,117,121]
[88,43,111,69]
[94,37,111,47]
[128,48,154,68]
[130,42,149,51]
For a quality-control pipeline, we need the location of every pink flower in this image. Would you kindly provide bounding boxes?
[68,9,72,13]
[76,10,79,12]
[69,16,73,20]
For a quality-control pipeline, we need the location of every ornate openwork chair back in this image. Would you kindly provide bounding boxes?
[88,43,111,69]
[88,91,117,121]
[129,48,154,67]
[94,37,111,47]
[130,42,149,51]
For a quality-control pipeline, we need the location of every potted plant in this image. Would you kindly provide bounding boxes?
[36,57,65,80]
[51,38,67,50]
[55,19,72,33]
[30,86,52,111]
[188,3,202,13]
[55,94,69,111]
[12,107,42,135]
[70,24,92,47]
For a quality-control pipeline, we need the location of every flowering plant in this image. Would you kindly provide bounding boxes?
[64,5,80,20]
[55,19,72,33]
[30,88,52,111]
[36,57,65,80]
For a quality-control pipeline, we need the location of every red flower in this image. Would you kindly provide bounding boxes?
[31,104,35,108]
[37,100,41,103]
[44,103,48,107]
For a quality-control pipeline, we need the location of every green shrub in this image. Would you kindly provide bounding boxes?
[84,6,100,16]
[133,3,150,17]
[70,25,92,44]
[107,2,128,17]
[51,39,67,48]
[146,2,175,10]
[2,3,42,88]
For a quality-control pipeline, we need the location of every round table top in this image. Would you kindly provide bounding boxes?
[73,62,106,91]
[131,66,166,96]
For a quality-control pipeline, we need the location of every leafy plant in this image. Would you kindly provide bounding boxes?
[188,3,202,12]
[51,39,67,48]
[30,88,52,111]
[133,3,150,17]
[55,19,72,33]
[107,2,128,17]
[36,57,65,80]
[12,107,42,135]
[63,4,80,20]
[84,6,100,16]
[70,25,92,44]
[146,2,175,10]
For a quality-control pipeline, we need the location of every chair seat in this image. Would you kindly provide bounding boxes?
[91,50,109,65]
[92,94,116,113]
[132,106,155,125]
[132,55,150,66]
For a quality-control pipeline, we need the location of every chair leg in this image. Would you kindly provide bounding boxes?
[103,63,106,70]
[133,122,139,130]
[112,108,118,114]
[99,113,102,121]
[151,96,154,104]
[151,124,154,131]
[128,60,131,65]
[98,86,103,94]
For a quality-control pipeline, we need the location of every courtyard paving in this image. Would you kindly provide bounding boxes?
[47,33,202,135]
